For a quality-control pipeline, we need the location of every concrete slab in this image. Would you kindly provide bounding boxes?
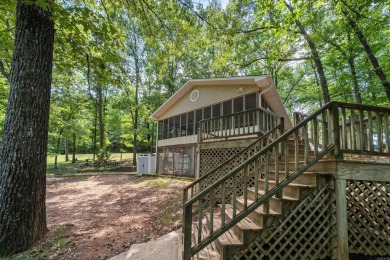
[110,229,181,260]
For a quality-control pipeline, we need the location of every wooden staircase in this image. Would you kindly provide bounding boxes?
[191,139,335,259]
[181,102,390,260]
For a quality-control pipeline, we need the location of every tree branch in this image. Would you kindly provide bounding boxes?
[240,56,312,68]
[177,0,217,30]
[0,60,10,81]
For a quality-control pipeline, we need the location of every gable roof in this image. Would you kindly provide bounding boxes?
[150,75,292,129]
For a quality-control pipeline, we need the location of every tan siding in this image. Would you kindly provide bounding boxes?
[159,84,259,119]
[157,135,198,147]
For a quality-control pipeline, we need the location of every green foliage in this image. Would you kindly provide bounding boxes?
[95,148,111,167]
[0,0,388,153]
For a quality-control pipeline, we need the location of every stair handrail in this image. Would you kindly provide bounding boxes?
[182,101,390,259]
[183,124,282,204]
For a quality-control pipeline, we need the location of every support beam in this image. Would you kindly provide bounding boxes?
[335,178,349,260]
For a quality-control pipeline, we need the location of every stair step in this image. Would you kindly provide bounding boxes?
[192,221,220,260]
[217,204,262,244]
[265,170,319,185]
[236,197,280,225]
[247,188,299,214]
[269,160,336,172]
[257,179,316,199]
[206,214,242,259]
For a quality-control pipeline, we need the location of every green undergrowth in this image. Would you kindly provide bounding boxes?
[2,224,75,260]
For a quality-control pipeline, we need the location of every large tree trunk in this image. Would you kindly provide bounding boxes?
[343,11,390,101]
[0,1,54,255]
[284,1,331,103]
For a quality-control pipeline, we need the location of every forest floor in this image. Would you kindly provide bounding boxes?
[9,174,191,260]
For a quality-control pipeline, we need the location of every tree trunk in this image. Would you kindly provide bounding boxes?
[0,1,54,255]
[54,129,63,169]
[284,1,330,103]
[343,11,390,101]
[64,137,69,161]
[72,134,76,163]
[132,59,140,167]
[97,85,104,149]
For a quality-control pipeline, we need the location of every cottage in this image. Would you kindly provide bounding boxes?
[150,75,292,177]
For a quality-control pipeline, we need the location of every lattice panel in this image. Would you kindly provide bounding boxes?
[233,183,336,259]
[199,148,243,177]
[199,146,266,203]
[157,145,196,177]
[346,180,390,256]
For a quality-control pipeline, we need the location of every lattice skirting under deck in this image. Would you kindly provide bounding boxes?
[157,145,196,177]
[233,182,336,259]
[346,180,390,256]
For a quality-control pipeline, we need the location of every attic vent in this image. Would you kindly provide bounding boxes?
[190,89,199,102]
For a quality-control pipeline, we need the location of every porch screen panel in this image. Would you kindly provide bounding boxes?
[174,115,180,137]
[195,109,203,134]
[187,111,194,135]
[163,119,168,139]
[234,97,244,128]
[181,113,187,136]
[223,100,232,129]
[158,121,163,140]
[246,93,257,126]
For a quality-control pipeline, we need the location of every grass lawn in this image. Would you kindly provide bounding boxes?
[46,153,135,174]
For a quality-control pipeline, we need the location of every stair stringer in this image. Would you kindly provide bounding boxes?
[231,176,337,260]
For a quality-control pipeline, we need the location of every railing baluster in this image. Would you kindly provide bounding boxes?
[385,112,389,153]
[275,141,281,198]
[294,131,299,171]
[313,117,319,156]
[264,151,269,214]
[210,189,215,234]
[243,166,248,209]
[304,123,309,162]
[368,111,373,151]
[233,174,237,218]
[350,109,356,150]
[341,107,347,150]
[376,111,383,153]
[254,158,259,201]
[322,111,328,148]
[221,182,226,225]
[359,110,365,150]
[285,140,289,179]
[198,199,202,244]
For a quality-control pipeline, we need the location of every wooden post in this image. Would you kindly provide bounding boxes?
[332,103,341,159]
[183,204,193,260]
[335,177,349,260]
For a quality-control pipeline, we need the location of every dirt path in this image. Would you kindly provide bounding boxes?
[12,174,190,259]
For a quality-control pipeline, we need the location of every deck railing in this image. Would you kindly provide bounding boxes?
[198,107,280,143]
[182,102,390,259]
